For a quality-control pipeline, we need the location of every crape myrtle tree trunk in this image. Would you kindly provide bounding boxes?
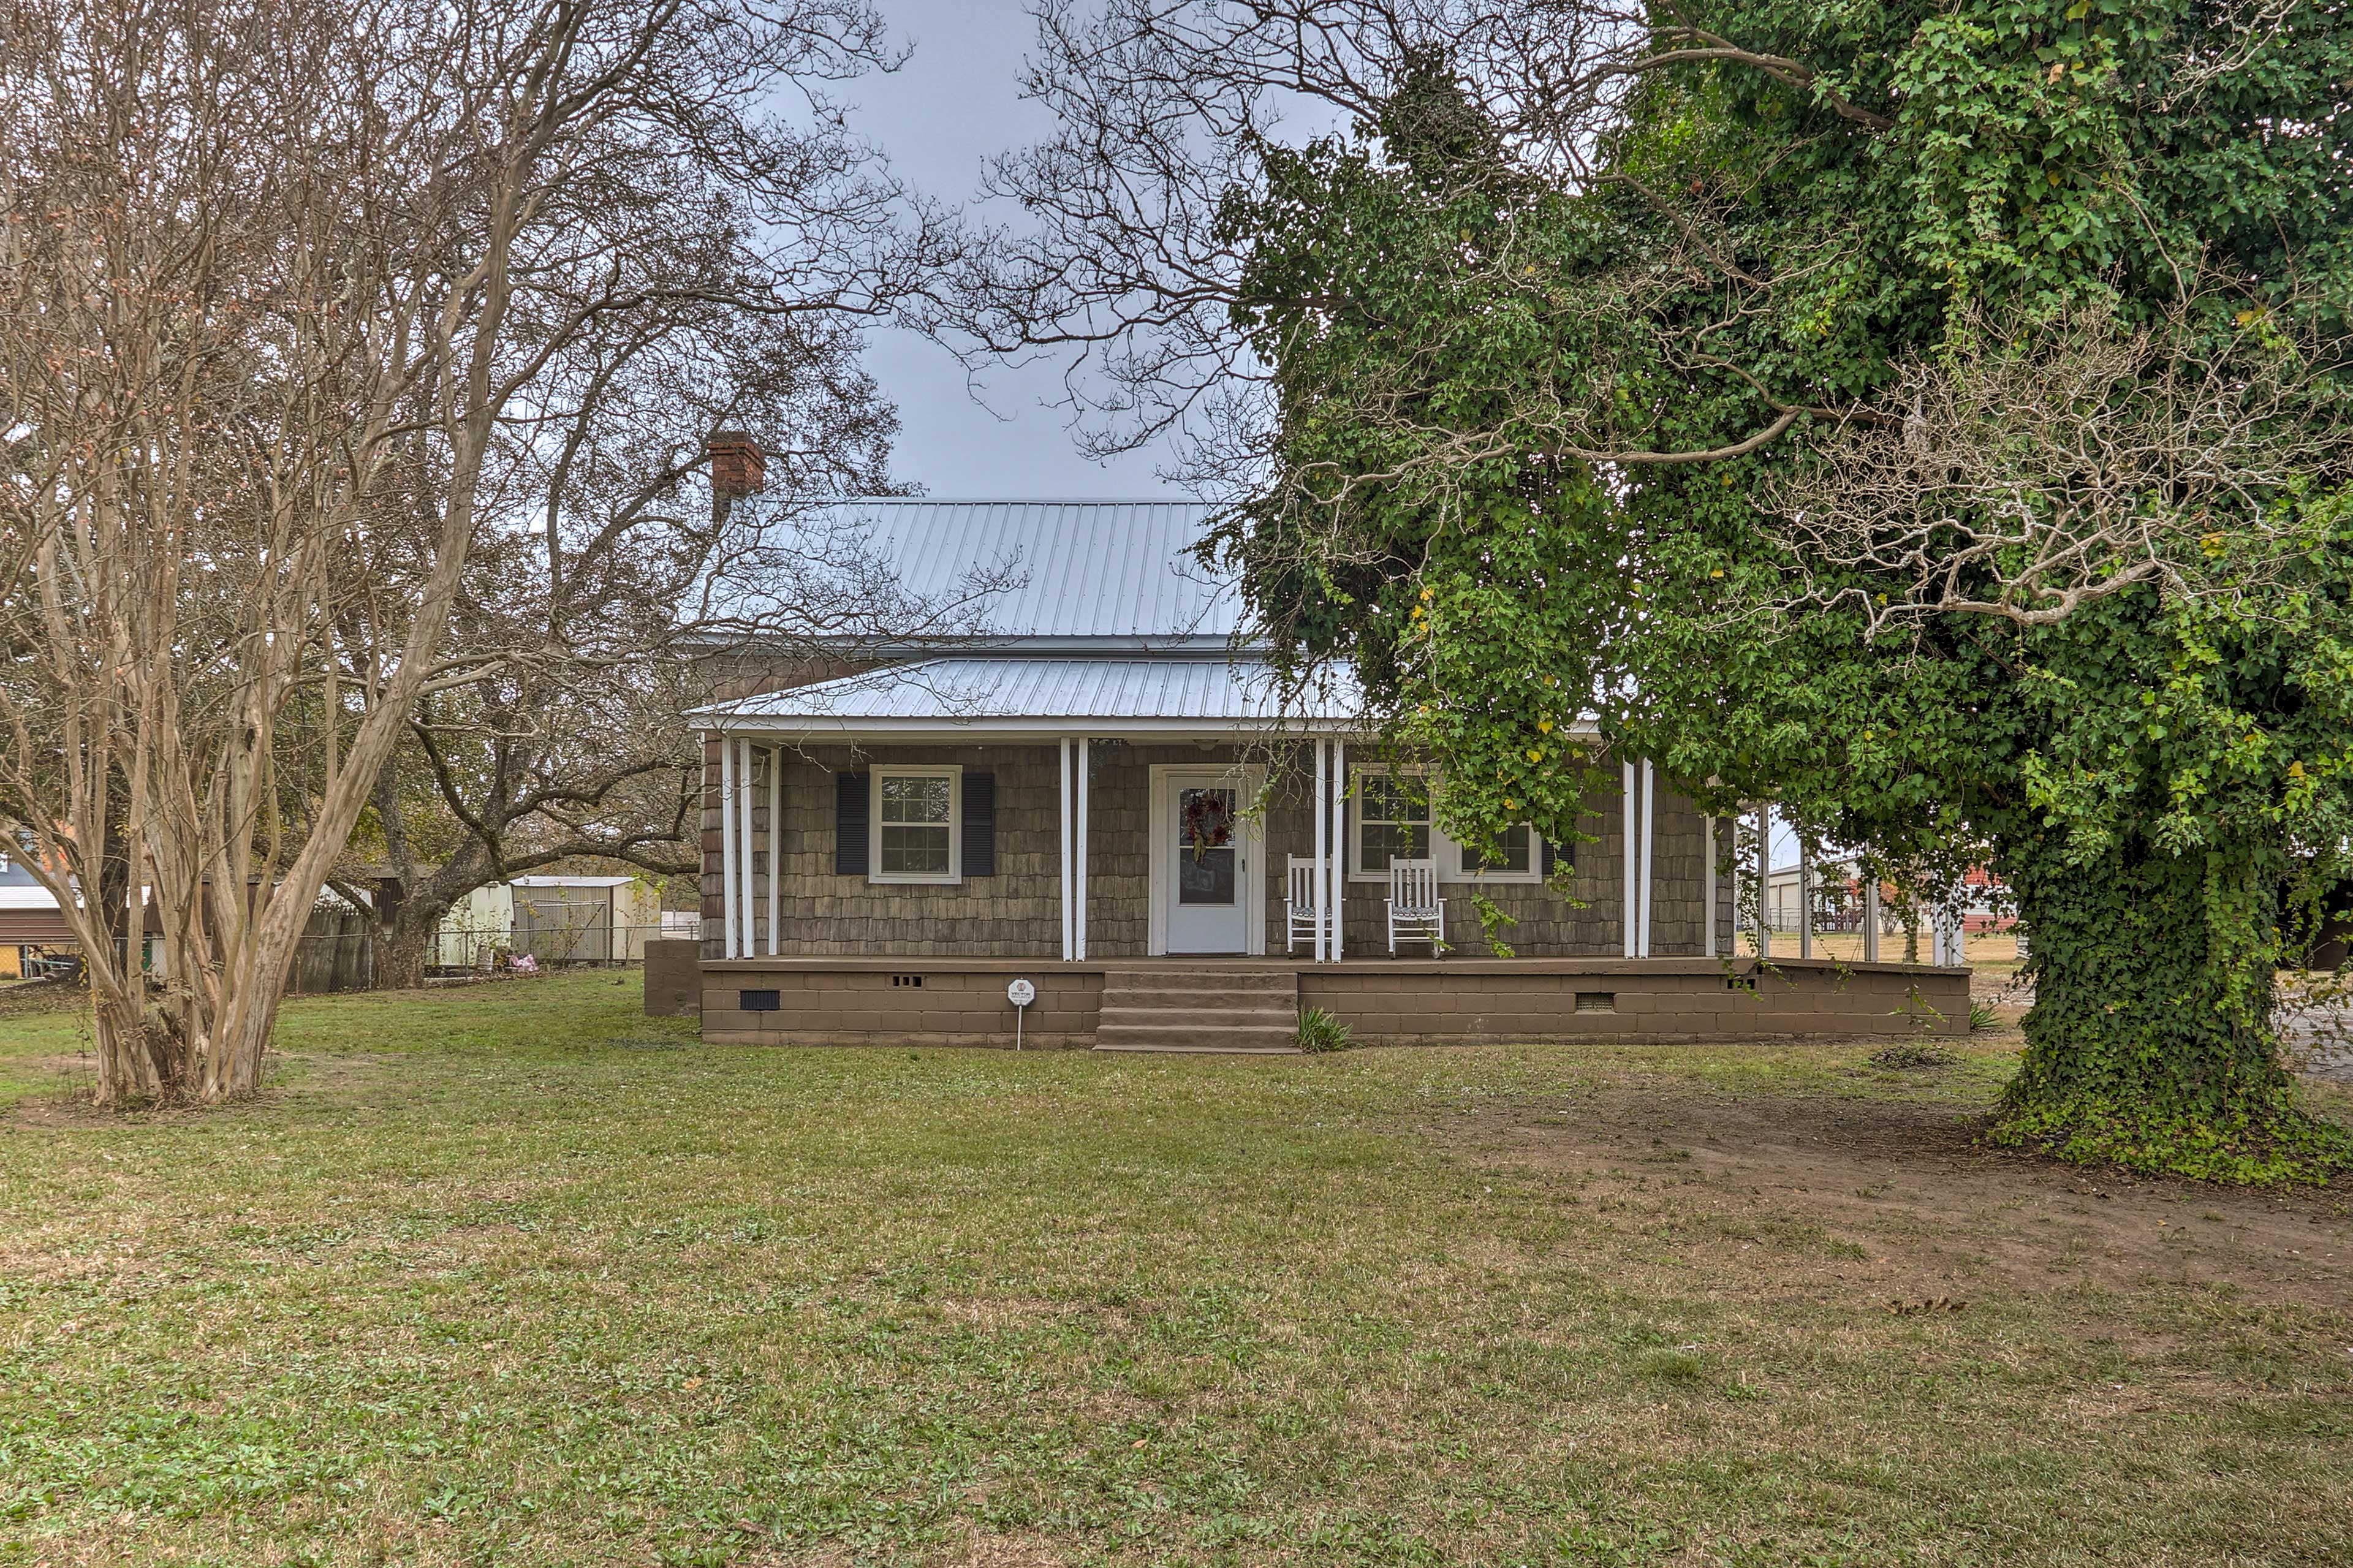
[931,0,2353,1180]
[0,0,942,1105]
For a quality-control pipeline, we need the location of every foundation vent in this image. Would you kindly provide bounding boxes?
[740,989,781,1012]
[1574,991,1616,1014]
[891,974,925,988]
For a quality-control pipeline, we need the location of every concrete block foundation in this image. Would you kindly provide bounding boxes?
[695,956,1971,1049]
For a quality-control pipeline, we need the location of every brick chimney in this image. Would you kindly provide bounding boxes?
[707,429,764,520]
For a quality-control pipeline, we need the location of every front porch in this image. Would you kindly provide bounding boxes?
[693,954,1972,1050]
[699,650,1751,964]
[700,731,1737,964]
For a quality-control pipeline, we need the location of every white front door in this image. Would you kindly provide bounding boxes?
[1156,767,1259,955]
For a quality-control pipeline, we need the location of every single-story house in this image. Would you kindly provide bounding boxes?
[681,455,1966,1049]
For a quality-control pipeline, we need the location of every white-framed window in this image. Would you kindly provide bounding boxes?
[1350,767,1432,878]
[871,765,961,884]
[1348,765,1545,884]
[1452,823,1539,882]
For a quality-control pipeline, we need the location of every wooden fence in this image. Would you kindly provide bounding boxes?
[288,909,378,994]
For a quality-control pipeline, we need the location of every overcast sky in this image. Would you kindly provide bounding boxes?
[850,0,1181,501]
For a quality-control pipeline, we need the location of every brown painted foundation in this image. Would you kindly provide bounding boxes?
[688,956,1971,1048]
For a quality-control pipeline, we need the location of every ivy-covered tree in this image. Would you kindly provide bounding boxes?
[956,1,2353,1180]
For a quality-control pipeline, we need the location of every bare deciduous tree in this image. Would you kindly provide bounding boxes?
[0,0,936,1104]
[922,1,1862,482]
[346,472,1017,985]
[1773,305,2353,636]
[268,4,980,985]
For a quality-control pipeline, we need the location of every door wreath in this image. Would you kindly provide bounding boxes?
[1181,791,1234,862]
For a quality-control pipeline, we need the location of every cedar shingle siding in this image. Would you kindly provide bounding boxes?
[703,738,1735,960]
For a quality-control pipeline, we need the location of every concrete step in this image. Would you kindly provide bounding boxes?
[1097,998,1297,1020]
[1093,1021,1302,1053]
[1094,967,1302,1053]
[1099,1004,1296,1029]
[1099,983,1295,1006]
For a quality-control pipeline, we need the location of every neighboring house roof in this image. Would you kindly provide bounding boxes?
[512,876,640,888]
[702,654,1369,740]
[748,498,1232,651]
[0,874,73,944]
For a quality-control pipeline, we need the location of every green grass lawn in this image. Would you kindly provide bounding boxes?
[4,974,2351,1567]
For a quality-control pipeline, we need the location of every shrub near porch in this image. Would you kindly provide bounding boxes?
[2,973,2349,1566]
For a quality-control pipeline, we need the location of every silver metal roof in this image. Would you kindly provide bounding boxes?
[701,655,1365,739]
[749,498,1236,648]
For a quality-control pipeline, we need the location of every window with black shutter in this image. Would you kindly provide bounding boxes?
[961,771,995,877]
[834,771,870,876]
[1543,835,1575,878]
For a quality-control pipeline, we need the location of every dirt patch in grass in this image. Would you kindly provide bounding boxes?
[0,978,87,1018]
[1452,1085,2353,1314]
[11,1085,145,1129]
[942,1535,1069,1568]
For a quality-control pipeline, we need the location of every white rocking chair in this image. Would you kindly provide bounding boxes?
[1284,856,1322,954]
[1386,858,1446,955]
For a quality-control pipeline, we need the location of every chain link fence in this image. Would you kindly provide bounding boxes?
[430,923,678,974]
[288,904,695,990]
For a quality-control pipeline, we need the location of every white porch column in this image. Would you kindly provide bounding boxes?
[738,738,755,957]
[1329,739,1346,961]
[1863,876,1881,963]
[1058,738,1074,961]
[766,746,781,956]
[1798,835,1813,959]
[1637,759,1655,958]
[719,737,737,959]
[1621,759,1637,958]
[1702,814,1717,958]
[1313,738,1330,963]
[1074,738,1091,960]
[1754,805,1771,958]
